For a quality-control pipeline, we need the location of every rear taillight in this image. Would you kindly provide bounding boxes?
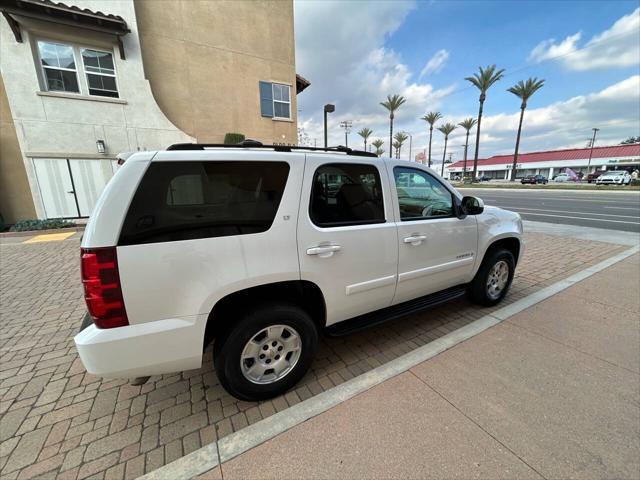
[81,247,129,329]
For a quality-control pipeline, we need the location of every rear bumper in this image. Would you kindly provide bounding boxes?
[74,315,205,378]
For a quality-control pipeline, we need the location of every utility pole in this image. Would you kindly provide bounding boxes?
[323,104,335,148]
[586,128,599,175]
[340,120,352,148]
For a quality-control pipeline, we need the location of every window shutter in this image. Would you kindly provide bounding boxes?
[259,81,273,117]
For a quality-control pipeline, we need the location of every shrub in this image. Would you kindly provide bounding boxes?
[9,218,76,232]
[630,178,640,186]
[223,133,245,145]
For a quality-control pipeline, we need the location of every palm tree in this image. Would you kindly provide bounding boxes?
[357,127,373,151]
[421,111,442,167]
[507,77,545,181]
[458,117,477,181]
[465,64,505,180]
[437,122,457,177]
[392,140,401,159]
[380,94,407,158]
[372,139,385,156]
[394,132,409,159]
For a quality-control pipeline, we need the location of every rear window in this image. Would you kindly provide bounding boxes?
[119,161,289,245]
[310,163,385,227]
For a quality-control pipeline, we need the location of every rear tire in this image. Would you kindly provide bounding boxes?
[213,303,318,401]
[469,248,515,306]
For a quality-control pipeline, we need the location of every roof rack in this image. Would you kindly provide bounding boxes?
[166,139,378,158]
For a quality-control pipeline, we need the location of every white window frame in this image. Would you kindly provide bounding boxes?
[35,38,120,99]
[80,47,119,98]
[272,83,291,120]
[36,40,81,94]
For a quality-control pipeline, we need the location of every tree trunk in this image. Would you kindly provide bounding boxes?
[463,130,470,179]
[389,115,394,158]
[510,106,526,181]
[472,97,484,181]
[441,136,448,177]
[428,126,433,168]
[364,139,367,151]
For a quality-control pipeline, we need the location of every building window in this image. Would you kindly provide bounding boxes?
[37,41,80,93]
[81,49,119,98]
[36,40,119,98]
[259,81,291,120]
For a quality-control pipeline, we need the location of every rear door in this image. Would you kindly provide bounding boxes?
[297,155,398,326]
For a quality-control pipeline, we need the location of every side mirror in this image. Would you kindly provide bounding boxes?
[461,196,484,216]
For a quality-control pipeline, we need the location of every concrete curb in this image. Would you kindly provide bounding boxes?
[138,244,639,480]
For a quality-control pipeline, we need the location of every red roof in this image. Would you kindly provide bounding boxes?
[449,143,640,169]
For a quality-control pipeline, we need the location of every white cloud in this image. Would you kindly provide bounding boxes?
[528,8,640,70]
[419,49,449,78]
[468,75,640,156]
[294,0,455,153]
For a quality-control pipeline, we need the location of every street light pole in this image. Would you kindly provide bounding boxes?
[586,128,599,175]
[323,104,335,148]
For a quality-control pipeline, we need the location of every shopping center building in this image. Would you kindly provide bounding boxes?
[446,143,640,180]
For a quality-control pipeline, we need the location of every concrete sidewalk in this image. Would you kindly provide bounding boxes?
[211,254,640,479]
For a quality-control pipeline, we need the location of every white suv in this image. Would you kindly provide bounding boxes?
[75,142,523,400]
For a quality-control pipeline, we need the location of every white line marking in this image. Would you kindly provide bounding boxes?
[501,206,639,219]
[603,206,640,210]
[138,245,639,480]
[513,212,640,225]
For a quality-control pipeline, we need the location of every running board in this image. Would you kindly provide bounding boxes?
[325,285,468,337]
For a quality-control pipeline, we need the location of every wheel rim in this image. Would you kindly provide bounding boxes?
[240,325,302,385]
[486,260,510,300]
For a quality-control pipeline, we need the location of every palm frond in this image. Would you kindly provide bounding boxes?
[437,122,457,137]
[458,117,477,131]
[420,111,442,126]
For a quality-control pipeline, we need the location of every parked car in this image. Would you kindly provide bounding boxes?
[553,173,574,182]
[475,175,492,182]
[586,171,605,183]
[596,170,631,185]
[74,142,524,401]
[520,174,548,185]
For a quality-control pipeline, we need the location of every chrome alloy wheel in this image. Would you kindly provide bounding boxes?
[240,325,302,384]
[486,260,510,300]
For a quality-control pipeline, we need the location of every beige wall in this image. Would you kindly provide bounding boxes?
[0,75,36,224]
[135,0,298,145]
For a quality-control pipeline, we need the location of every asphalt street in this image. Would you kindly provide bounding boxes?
[460,188,640,233]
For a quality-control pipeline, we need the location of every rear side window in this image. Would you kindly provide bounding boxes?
[119,161,289,245]
[310,163,385,227]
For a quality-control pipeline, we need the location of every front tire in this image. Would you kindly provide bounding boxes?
[469,249,515,306]
[213,303,318,401]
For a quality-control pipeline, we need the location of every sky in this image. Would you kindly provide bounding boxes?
[293,0,640,165]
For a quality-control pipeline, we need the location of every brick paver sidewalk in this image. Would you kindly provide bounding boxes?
[0,232,628,479]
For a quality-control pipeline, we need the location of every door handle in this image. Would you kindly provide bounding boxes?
[306,245,341,258]
[67,190,75,194]
[404,235,426,246]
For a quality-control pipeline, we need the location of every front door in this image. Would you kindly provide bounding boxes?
[389,164,478,305]
[297,156,398,326]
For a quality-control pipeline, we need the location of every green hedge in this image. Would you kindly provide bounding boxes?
[9,218,76,232]
[223,133,246,145]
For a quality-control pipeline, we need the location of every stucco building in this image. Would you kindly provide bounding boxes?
[0,0,307,222]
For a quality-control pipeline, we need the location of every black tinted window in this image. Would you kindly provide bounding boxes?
[119,161,289,245]
[310,163,385,227]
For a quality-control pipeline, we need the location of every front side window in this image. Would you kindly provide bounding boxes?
[119,161,290,245]
[38,41,80,93]
[310,163,385,227]
[81,49,118,98]
[394,167,454,220]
